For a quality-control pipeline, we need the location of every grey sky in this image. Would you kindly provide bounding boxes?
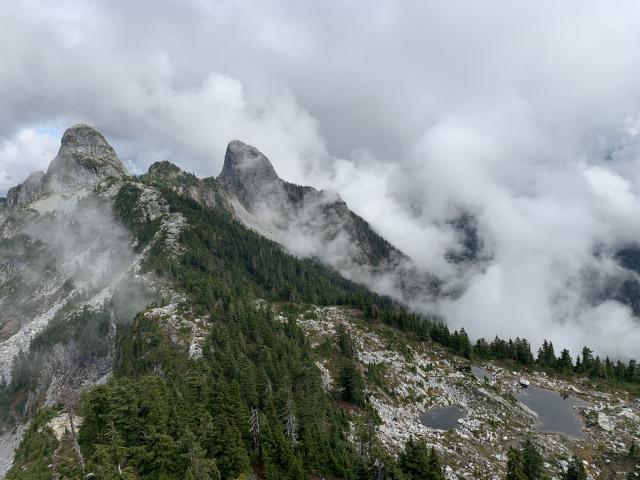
[2,0,640,357]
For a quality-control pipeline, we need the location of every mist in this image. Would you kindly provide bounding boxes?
[2,1,640,358]
[0,192,151,388]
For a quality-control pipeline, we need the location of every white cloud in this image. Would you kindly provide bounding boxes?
[2,0,640,357]
[0,129,58,196]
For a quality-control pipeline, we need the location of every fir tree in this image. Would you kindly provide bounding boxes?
[563,457,587,480]
[521,439,542,480]
[505,447,526,480]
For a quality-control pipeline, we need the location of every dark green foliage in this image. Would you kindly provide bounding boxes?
[113,183,162,252]
[504,440,544,480]
[339,361,367,406]
[79,300,367,479]
[336,324,356,358]
[505,447,526,480]
[450,328,471,359]
[5,408,58,480]
[563,457,587,480]
[557,349,574,373]
[537,340,556,369]
[521,439,543,480]
[398,438,445,480]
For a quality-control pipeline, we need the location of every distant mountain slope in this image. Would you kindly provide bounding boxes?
[217,140,441,305]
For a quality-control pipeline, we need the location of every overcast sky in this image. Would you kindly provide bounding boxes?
[2,0,640,358]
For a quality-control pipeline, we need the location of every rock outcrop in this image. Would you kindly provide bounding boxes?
[218,140,401,266]
[5,124,128,207]
[6,171,45,207]
[142,160,232,212]
[217,140,439,303]
[218,140,280,208]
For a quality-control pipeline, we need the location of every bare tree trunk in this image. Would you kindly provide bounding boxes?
[67,411,85,475]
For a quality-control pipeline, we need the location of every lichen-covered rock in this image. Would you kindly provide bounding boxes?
[46,124,128,193]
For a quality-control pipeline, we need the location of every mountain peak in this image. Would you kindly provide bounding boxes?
[4,124,128,207]
[47,124,127,185]
[221,141,279,180]
[218,140,280,206]
[59,123,115,154]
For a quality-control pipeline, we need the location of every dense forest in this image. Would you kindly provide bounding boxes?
[4,177,639,478]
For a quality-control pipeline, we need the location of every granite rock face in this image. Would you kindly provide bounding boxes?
[217,140,440,303]
[5,124,128,207]
[6,171,45,207]
[218,140,281,208]
[46,123,127,191]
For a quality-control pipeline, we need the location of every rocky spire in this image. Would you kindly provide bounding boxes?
[45,124,128,193]
[218,140,280,206]
[5,124,128,207]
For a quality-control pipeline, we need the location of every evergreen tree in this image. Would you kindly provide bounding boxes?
[557,349,573,373]
[563,457,587,480]
[521,439,542,480]
[537,340,556,369]
[339,361,367,406]
[93,421,135,480]
[505,447,526,480]
[427,447,445,480]
[398,438,430,480]
[336,324,356,358]
[398,439,444,480]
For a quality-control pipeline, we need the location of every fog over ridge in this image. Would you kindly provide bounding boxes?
[2,0,640,358]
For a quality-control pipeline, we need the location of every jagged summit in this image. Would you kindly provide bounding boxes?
[57,124,119,161]
[218,140,280,206]
[4,124,128,207]
[46,124,127,191]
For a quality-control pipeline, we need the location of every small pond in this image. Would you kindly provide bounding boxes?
[471,366,494,383]
[515,385,589,438]
[419,406,465,430]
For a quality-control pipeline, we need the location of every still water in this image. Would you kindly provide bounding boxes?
[515,385,589,438]
[419,406,465,430]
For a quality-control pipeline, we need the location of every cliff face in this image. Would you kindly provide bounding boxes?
[5,124,128,207]
[217,139,440,304]
[0,126,162,476]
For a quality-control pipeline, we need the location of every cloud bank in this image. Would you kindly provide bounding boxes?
[2,0,640,358]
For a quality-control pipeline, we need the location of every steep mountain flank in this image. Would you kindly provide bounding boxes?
[218,140,440,304]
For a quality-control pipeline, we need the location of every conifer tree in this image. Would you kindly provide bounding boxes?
[563,457,587,480]
[521,439,542,480]
[505,447,526,480]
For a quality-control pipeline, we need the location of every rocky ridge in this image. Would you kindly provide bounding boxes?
[0,125,179,476]
[292,305,640,480]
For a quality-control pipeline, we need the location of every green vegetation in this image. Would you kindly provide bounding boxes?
[6,408,59,480]
[563,457,587,480]
[5,171,640,478]
[504,439,544,480]
[397,438,445,480]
